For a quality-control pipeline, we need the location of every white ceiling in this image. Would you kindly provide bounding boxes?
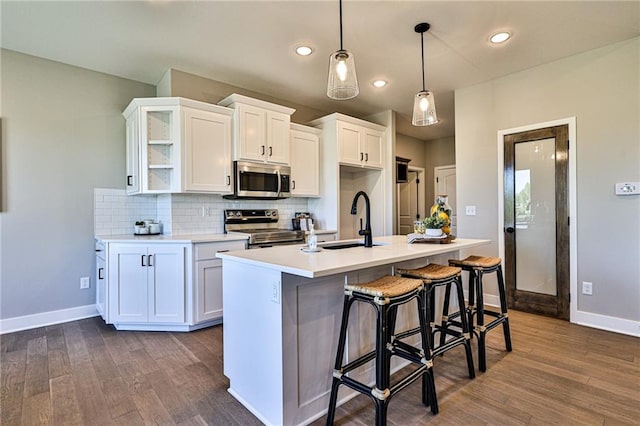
[2,1,638,140]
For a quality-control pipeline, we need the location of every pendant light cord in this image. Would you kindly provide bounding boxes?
[339,0,344,51]
[421,31,426,92]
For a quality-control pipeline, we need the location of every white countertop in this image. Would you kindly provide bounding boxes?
[95,233,249,244]
[217,235,490,278]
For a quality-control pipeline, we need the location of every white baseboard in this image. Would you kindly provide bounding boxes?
[572,310,640,337]
[0,304,99,334]
[479,294,638,337]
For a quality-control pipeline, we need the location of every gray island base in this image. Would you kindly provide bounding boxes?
[217,235,489,426]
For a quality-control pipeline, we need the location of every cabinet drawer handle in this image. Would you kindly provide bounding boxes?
[269,146,273,157]
[141,255,146,267]
[365,153,369,162]
[292,180,296,190]
[127,175,133,186]
[226,175,231,186]
[148,255,153,267]
[261,145,265,155]
[360,152,364,161]
[98,268,104,280]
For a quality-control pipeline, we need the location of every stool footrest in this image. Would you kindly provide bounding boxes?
[432,336,467,358]
[340,350,377,375]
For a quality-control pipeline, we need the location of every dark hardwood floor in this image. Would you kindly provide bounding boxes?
[1,310,638,425]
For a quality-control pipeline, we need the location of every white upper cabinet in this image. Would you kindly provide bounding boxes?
[123,97,233,194]
[290,124,321,197]
[182,107,232,193]
[309,113,385,170]
[219,94,295,165]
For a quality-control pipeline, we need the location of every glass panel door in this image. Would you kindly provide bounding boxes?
[514,138,556,295]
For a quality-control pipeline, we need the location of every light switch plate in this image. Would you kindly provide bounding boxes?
[615,182,639,195]
[465,205,477,216]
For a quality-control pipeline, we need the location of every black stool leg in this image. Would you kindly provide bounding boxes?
[467,269,476,339]
[418,288,438,414]
[374,302,391,426]
[454,275,475,379]
[326,295,353,425]
[439,283,452,348]
[496,265,513,352]
[475,269,487,372]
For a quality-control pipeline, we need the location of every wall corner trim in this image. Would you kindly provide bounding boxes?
[0,305,99,334]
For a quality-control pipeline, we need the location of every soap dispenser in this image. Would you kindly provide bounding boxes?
[308,223,318,251]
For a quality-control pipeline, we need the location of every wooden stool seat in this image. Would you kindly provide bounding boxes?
[327,275,438,425]
[449,256,501,269]
[397,264,461,282]
[346,275,423,298]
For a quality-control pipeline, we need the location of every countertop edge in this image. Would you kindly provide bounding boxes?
[95,233,249,244]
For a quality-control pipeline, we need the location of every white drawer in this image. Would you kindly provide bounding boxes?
[195,240,246,261]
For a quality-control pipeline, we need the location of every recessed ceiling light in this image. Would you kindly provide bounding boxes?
[295,46,313,56]
[490,32,511,44]
[372,80,387,88]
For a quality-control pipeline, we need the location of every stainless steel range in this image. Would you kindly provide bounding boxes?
[224,209,305,249]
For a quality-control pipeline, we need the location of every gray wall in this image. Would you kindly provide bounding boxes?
[396,133,426,170]
[424,136,456,206]
[0,50,155,319]
[159,69,328,125]
[455,38,639,321]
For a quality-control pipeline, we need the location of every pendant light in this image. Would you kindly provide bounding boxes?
[327,0,359,100]
[412,22,438,126]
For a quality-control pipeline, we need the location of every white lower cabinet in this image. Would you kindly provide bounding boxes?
[108,243,187,326]
[194,240,246,324]
[95,241,107,321]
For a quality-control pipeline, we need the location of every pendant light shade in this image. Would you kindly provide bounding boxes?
[412,90,438,126]
[327,0,359,100]
[412,22,438,126]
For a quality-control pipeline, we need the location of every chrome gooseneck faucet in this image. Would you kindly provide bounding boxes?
[350,191,372,247]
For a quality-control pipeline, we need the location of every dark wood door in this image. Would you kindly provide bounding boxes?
[504,125,569,320]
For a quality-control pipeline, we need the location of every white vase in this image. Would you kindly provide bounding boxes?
[425,228,443,237]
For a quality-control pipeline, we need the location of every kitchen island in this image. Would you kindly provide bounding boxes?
[217,235,489,426]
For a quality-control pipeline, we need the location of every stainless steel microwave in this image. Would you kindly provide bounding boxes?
[224,161,291,199]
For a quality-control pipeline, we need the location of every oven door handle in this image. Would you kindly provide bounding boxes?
[276,169,282,197]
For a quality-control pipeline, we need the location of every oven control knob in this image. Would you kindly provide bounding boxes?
[227,211,233,217]
[271,210,278,217]
[235,211,241,217]
[265,211,271,216]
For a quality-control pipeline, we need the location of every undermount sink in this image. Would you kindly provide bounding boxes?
[321,241,388,250]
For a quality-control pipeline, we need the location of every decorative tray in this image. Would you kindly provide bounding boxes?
[407,234,456,244]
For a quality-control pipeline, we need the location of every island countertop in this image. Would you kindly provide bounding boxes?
[217,235,490,278]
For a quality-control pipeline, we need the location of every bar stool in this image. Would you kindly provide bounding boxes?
[447,256,512,372]
[326,275,438,426]
[396,264,475,379]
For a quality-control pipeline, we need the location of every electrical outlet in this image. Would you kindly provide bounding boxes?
[271,282,280,304]
[465,205,477,216]
[582,281,593,296]
[80,276,90,289]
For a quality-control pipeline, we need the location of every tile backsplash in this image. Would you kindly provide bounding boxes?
[95,188,309,236]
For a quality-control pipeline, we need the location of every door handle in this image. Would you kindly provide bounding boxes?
[269,146,273,157]
[365,153,369,162]
[98,268,104,280]
[226,175,231,186]
[505,227,515,233]
[261,145,265,155]
[360,152,364,161]
[141,255,146,267]
[148,255,153,267]
[292,180,296,190]
[127,175,133,186]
